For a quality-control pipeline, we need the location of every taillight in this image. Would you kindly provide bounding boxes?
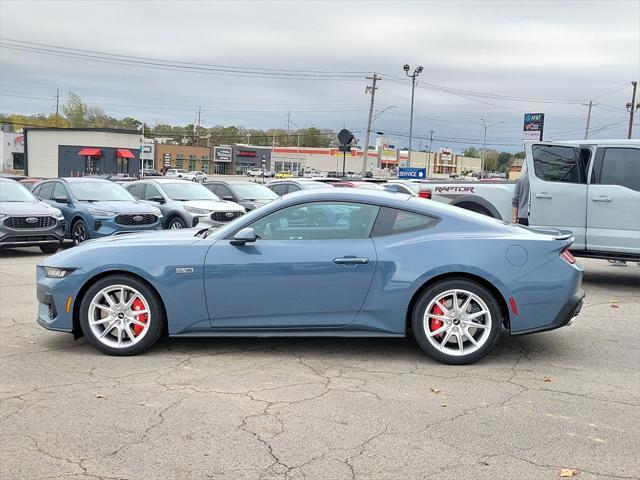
[560,248,576,264]
[418,189,432,199]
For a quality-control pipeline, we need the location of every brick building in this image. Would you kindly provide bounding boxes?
[155,144,211,173]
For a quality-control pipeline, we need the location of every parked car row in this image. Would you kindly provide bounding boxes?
[0,177,249,253]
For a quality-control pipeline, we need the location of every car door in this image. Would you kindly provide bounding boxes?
[527,142,591,249]
[50,182,74,227]
[204,201,380,329]
[586,146,640,254]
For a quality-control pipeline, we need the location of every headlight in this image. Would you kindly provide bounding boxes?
[52,209,64,220]
[152,208,163,217]
[184,206,212,214]
[87,208,117,217]
[0,213,6,221]
[42,266,76,278]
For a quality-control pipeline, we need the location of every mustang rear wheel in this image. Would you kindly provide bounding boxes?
[79,275,165,355]
[412,279,501,365]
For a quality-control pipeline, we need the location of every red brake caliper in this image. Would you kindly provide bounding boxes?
[131,298,147,336]
[429,303,444,338]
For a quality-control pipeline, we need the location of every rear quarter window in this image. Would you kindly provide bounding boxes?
[371,207,439,236]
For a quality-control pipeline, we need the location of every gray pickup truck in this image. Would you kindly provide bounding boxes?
[411,139,640,262]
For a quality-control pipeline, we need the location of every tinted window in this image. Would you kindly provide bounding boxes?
[53,182,68,200]
[371,207,438,236]
[217,185,233,198]
[205,184,220,195]
[127,184,145,199]
[144,184,162,200]
[38,182,55,200]
[599,148,640,192]
[532,145,586,184]
[269,184,289,196]
[230,183,278,201]
[67,181,135,201]
[248,202,380,240]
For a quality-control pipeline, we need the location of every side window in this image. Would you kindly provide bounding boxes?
[207,184,220,195]
[31,184,42,196]
[288,184,301,192]
[270,184,288,196]
[144,184,162,200]
[248,202,380,240]
[38,182,55,200]
[532,145,587,184]
[598,148,640,192]
[371,207,439,236]
[53,182,68,200]
[127,184,145,199]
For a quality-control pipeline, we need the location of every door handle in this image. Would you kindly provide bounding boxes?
[333,257,369,265]
[535,193,553,199]
[592,195,612,202]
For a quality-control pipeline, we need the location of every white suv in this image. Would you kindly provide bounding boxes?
[165,169,187,178]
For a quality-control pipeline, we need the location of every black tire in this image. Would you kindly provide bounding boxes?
[411,278,502,365]
[39,243,60,254]
[79,274,165,356]
[71,219,89,246]
[167,216,186,229]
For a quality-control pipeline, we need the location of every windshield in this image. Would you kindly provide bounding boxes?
[162,182,221,201]
[67,181,136,202]
[0,181,37,202]
[231,184,279,201]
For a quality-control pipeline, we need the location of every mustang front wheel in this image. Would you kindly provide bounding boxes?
[412,279,501,364]
[79,275,165,355]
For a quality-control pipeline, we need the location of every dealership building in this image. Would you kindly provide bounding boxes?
[24,128,142,178]
[0,125,25,172]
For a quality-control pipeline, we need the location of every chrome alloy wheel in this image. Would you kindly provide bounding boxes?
[423,289,492,356]
[87,285,151,348]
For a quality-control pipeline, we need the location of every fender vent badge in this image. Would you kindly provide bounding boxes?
[175,267,194,274]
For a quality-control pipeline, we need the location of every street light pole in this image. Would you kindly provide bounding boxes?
[479,119,504,179]
[403,64,423,165]
[139,123,145,178]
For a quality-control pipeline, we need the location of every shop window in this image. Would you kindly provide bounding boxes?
[202,155,209,161]
[189,159,196,171]
[176,159,183,169]
[85,156,100,174]
[117,158,129,175]
[202,163,209,174]
[176,154,184,160]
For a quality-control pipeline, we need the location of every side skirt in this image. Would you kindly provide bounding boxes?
[171,329,405,338]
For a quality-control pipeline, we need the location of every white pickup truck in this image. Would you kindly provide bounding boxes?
[411,139,640,262]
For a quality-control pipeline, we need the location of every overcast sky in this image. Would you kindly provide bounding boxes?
[1,0,639,151]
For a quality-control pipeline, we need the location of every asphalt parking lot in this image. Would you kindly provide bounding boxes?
[0,250,638,480]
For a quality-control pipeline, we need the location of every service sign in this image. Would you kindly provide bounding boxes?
[523,113,545,141]
[398,167,426,179]
[214,146,232,163]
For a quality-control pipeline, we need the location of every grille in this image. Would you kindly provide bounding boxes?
[115,214,157,226]
[211,211,244,222]
[5,216,56,229]
[3,235,59,243]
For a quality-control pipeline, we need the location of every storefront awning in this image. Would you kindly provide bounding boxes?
[78,148,102,156]
[116,149,135,159]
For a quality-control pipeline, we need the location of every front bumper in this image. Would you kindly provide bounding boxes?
[511,288,585,336]
[0,221,65,248]
[35,267,82,333]
[89,215,162,238]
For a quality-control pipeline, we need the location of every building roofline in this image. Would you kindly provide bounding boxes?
[24,127,139,135]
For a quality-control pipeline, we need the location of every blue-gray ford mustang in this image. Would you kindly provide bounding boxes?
[36,189,584,364]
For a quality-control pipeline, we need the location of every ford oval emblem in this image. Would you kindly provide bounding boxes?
[26,217,39,224]
[225,212,234,218]
[133,215,144,222]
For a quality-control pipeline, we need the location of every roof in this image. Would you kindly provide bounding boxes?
[204,180,256,185]
[58,177,114,183]
[24,127,139,135]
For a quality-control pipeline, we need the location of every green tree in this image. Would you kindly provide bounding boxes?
[463,147,479,158]
[62,92,88,127]
[496,151,513,172]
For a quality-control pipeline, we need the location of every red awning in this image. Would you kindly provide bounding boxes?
[78,148,102,156]
[116,149,135,159]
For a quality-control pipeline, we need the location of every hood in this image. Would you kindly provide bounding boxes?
[182,200,245,212]
[0,200,59,216]
[77,200,159,214]
[44,229,203,266]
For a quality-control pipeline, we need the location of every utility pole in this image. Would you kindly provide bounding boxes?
[626,81,638,139]
[479,119,504,178]
[427,130,433,178]
[583,100,596,139]
[286,109,291,146]
[361,73,379,176]
[403,64,423,164]
[54,88,59,126]
[196,107,202,146]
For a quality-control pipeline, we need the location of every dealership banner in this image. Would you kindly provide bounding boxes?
[523,113,545,141]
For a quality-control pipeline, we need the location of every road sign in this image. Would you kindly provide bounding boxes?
[398,167,426,179]
[338,129,354,146]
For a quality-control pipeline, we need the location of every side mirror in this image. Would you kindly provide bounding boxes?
[230,227,257,245]
[53,196,69,204]
[150,196,165,204]
[222,196,234,202]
